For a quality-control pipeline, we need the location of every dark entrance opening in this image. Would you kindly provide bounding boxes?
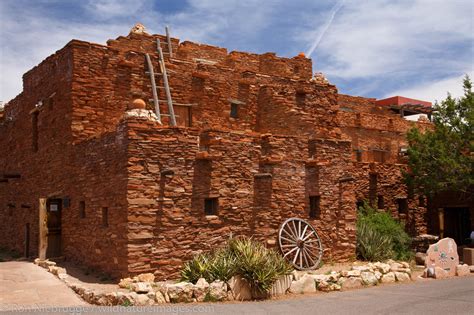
[444,207,470,245]
[46,198,62,258]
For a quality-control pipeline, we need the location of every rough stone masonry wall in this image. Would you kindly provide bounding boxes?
[123,116,355,279]
[68,32,338,142]
[0,42,129,277]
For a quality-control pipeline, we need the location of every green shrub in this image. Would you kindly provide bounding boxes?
[357,202,412,261]
[180,237,293,294]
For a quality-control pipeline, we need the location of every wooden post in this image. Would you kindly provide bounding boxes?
[38,198,48,260]
[165,26,173,58]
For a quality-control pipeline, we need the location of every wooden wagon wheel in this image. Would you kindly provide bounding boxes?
[278,218,323,270]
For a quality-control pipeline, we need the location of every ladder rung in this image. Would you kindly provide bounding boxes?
[160,114,180,117]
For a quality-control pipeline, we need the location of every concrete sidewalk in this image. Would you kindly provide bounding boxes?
[0,261,86,312]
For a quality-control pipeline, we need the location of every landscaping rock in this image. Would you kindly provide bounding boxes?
[227,276,252,301]
[327,271,341,282]
[310,274,330,283]
[352,265,372,272]
[118,277,133,289]
[381,272,396,283]
[134,293,152,306]
[455,264,470,277]
[166,282,194,303]
[193,278,210,302]
[209,280,228,301]
[425,238,459,277]
[394,272,410,282]
[137,273,155,283]
[155,291,167,304]
[269,274,292,296]
[374,262,391,274]
[291,270,307,281]
[316,280,330,292]
[289,274,316,294]
[389,262,403,272]
[470,266,474,273]
[415,252,427,265]
[360,272,378,286]
[374,271,382,281]
[131,282,152,294]
[433,267,449,279]
[339,277,363,290]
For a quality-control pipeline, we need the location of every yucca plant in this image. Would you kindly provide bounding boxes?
[181,253,210,283]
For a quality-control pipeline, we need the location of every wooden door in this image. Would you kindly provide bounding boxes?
[175,106,191,127]
[46,199,62,258]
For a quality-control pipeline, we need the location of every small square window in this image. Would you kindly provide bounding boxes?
[309,196,320,219]
[79,201,86,219]
[230,103,238,118]
[102,207,108,227]
[204,198,218,215]
[356,150,362,162]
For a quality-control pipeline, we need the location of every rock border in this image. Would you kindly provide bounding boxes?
[34,259,473,306]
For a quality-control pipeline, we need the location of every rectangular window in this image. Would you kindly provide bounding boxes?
[309,196,321,219]
[32,112,39,152]
[192,76,205,91]
[397,199,408,215]
[204,198,218,215]
[296,92,306,107]
[230,103,238,118]
[369,174,377,205]
[101,207,108,227]
[356,200,364,211]
[79,201,86,219]
[418,196,425,207]
[356,150,362,162]
[377,195,384,209]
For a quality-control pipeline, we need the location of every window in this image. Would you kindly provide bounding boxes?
[418,196,425,207]
[101,207,108,227]
[296,92,306,107]
[356,200,364,211]
[192,76,205,91]
[230,103,238,118]
[309,196,321,219]
[369,174,377,205]
[372,150,385,163]
[8,203,15,216]
[355,149,362,162]
[79,201,86,219]
[397,199,408,215]
[204,198,218,215]
[377,195,384,209]
[32,112,39,152]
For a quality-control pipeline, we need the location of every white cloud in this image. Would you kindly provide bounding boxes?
[385,71,474,104]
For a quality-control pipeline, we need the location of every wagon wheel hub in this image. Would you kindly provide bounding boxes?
[278,218,323,270]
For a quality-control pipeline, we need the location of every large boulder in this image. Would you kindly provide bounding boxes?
[425,237,459,277]
[166,282,194,303]
[289,274,317,294]
[193,278,210,302]
[360,272,378,286]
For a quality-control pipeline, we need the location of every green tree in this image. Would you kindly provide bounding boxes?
[406,75,474,196]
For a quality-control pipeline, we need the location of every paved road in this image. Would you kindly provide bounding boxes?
[1,261,472,314]
[0,261,86,312]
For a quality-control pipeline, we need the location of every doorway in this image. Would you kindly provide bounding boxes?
[444,207,470,245]
[45,199,62,258]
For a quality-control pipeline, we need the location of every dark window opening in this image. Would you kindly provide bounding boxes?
[309,195,321,219]
[356,150,362,162]
[356,200,364,211]
[230,103,238,118]
[369,174,377,205]
[377,195,384,209]
[204,198,218,215]
[308,140,317,158]
[8,204,15,216]
[79,201,86,219]
[32,112,39,152]
[101,207,108,227]
[192,76,205,91]
[397,198,408,215]
[296,92,306,107]
[418,196,425,207]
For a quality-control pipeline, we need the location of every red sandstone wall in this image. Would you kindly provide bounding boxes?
[123,116,355,279]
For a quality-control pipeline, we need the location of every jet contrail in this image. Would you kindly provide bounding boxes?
[306,0,345,57]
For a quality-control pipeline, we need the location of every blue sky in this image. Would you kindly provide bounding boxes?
[0,0,473,103]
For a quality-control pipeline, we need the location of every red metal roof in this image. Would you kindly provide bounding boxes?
[376,96,432,108]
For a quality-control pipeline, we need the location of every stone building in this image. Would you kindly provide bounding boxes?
[1,25,466,279]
